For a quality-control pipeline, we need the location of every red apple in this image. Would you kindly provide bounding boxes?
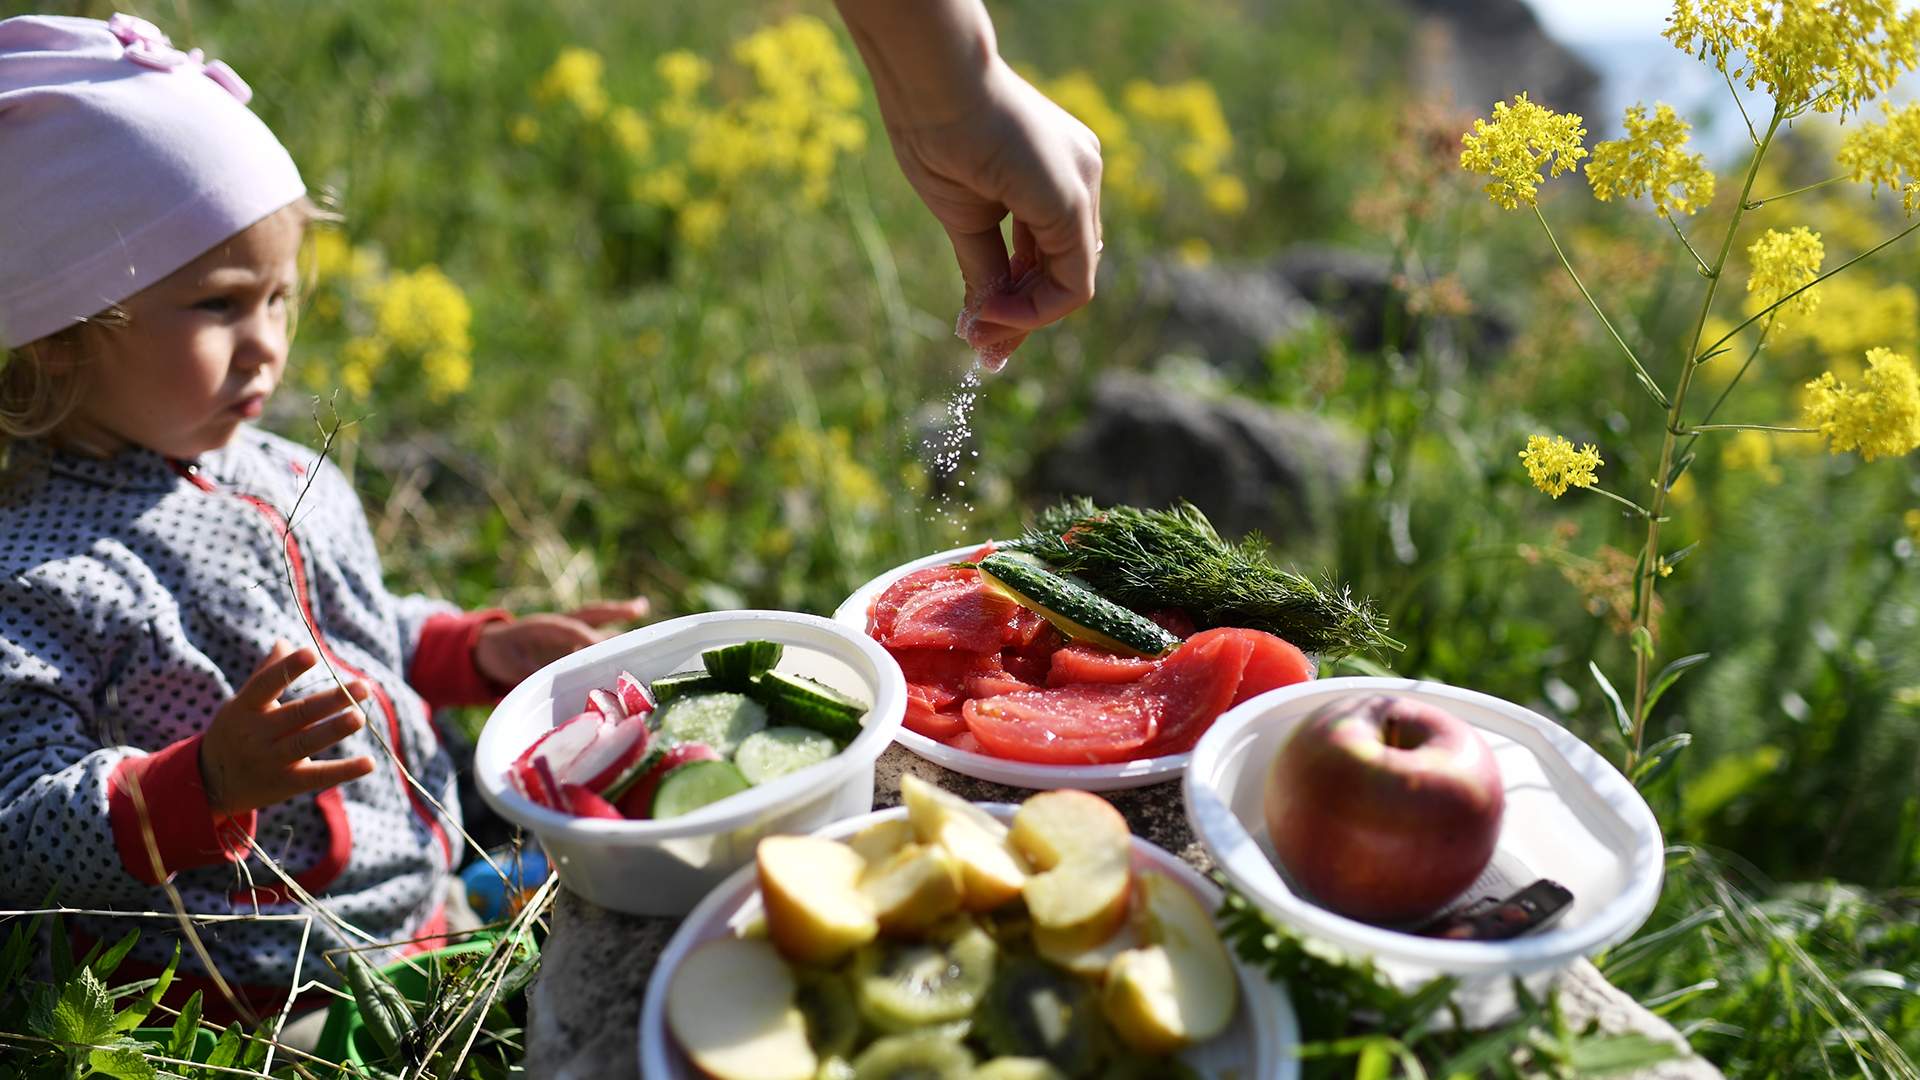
[1263,694,1504,924]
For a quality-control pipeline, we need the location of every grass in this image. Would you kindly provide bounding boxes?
[1,0,1917,1076]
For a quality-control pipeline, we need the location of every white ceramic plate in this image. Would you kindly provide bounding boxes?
[637,803,1302,1080]
[833,542,1206,791]
[1184,677,1664,1021]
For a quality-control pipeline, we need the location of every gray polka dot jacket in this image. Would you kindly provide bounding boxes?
[0,428,506,1000]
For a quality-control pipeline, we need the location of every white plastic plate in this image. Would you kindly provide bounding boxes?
[1184,677,1664,1019]
[637,803,1301,1080]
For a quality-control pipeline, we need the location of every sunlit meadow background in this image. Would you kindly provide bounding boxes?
[11,0,1920,1073]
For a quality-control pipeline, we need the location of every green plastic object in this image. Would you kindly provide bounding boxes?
[311,931,537,1066]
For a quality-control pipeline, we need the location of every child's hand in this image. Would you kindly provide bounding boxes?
[474,598,651,689]
[199,641,377,816]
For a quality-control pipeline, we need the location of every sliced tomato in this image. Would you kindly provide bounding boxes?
[1133,631,1257,757]
[963,683,1153,764]
[945,730,985,754]
[965,541,999,562]
[905,679,959,713]
[895,648,1005,697]
[1001,624,1067,684]
[1046,643,1160,687]
[905,698,968,740]
[965,671,1036,699]
[1005,605,1049,649]
[1184,626,1313,706]
[868,566,1017,653]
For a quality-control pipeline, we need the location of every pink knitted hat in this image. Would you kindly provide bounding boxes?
[0,13,305,349]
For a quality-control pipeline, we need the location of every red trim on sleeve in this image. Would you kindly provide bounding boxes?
[228,787,353,906]
[409,609,514,710]
[108,735,256,886]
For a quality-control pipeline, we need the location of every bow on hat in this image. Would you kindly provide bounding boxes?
[107,12,251,104]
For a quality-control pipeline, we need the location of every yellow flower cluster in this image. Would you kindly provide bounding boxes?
[1906,507,1920,545]
[1772,274,1918,359]
[1459,94,1588,211]
[301,231,475,405]
[1124,79,1246,214]
[1720,429,1784,484]
[535,47,609,120]
[1837,100,1920,213]
[1585,103,1715,218]
[1665,0,1920,115]
[768,422,883,513]
[1744,226,1824,328]
[1038,71,1247,218]
[1519,433,1604,497]
[1803,347,1920,460]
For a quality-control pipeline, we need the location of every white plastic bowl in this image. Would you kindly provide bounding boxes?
[638,803,1301,1080]
[834,541,1204,791]
[475,610,906,916]
[1184,677,1664,1023]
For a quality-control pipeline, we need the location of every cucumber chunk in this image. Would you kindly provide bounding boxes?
[734,726,839,784]
[650,759,752,819]
[751,671,867,742]
[656,692,768,758]
[978,554,1179,658]
[702,640,785,689]
[650,670,726,705]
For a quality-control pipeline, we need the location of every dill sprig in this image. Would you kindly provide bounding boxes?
[1007,498,1398,658]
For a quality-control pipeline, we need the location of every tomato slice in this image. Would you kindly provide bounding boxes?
[963,683,1153,764]
[1046,644,1159,687]
[1134,631,1256,757]
[868,566,1018,653]
[1184,626,1313,706]
[905,697,968,740]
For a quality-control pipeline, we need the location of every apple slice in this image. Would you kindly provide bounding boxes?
[615,670,655,719]
[1100,871,1239,1055]
[667,936,817,1080]
[613,742,720,819]
[585,687,626,721]
[859,842,965,935]
[847,817,916,864]
[1036,909,1142,978]
[758,835,878,965]
[1011,790,1133,953]
[900,774,1029,911]
[560,715,650,792]
[558,783,624,819]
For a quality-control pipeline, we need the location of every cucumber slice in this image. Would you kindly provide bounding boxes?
[978,554,1178,658]
[751,671,867,742]
[650,670,726,705]
[650,759,752,819]
[735,726,839,784]
[702,640,785,689]
[656,692,768,758]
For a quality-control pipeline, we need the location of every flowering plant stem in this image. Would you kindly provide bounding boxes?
[1532,206,1669,406]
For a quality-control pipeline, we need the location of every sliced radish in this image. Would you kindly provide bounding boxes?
[615,670,655,719]
[510,711,608,801]
[586,687,626,721]
[525,756,565,810]
[560,783,624,819]
[562,715,651,792]
[616,742,722,819]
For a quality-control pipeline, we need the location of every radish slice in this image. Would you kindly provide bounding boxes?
[586,687,626,721]
[560,783,624,819]
[563,715,651,792]
[511,711,607,794]
[615,670,655,719]
[615,742,721,819]
[526,756,565,810]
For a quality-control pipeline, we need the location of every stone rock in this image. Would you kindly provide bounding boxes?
[1272,245,1515,361]
[1404,0,1600,119]
[1135,256,1317,375]
[1025,373,1360,549]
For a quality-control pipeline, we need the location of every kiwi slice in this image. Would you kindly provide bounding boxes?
[852,919,998,1032]
[849,1032,975,1080]
[974,956,1102,1077]
[796,970,860,1061]
[971,1058,1070,1080]
[815,1056,857,1080]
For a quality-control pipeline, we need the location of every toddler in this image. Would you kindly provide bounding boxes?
[0,13,641,1020]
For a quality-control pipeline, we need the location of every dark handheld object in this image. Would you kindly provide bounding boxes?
[1416,879,1574,941]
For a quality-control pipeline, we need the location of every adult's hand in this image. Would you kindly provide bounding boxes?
[835,0,1103,358]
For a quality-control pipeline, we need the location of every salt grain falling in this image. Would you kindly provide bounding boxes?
[921,365,983,529]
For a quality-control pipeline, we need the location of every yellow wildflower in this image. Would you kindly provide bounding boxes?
[509,114,540,145]
[1519,434,1604,497]
[656,50,711,99]
[1177,238,1213,267]
[1837,100,1920,212]
[1585,102,1716,217]
[1772,275,1918,359]
[1721,429,1785,484]
[1744,226,1824,328]
[1459,93,1588,210]
[304,230,376,284]
[1665,0,1920,115]
[375,266,472,357]
[421,347,472,401]
[536,47,609,120]
[1045,72,1145,209]
[608,105,650,156]
[1904,507,1920,545]
[1803,347,1920,460]
[632,166,688,209]
[1204,174,1250,216]
[1125,79,1233,177]
[677,198,726,248]
[337,336,384,398]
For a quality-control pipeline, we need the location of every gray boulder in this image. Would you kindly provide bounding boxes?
[1134,256,1316,375]
[1026,373,1360,549]
[1404,0,1600,119]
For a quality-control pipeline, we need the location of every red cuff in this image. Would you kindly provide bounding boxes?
[410,609,514,711]
[108,735,257,886]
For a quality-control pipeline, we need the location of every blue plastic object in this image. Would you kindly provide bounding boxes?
[460,847,550,922]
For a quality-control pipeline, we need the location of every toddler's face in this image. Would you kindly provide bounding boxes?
[58,204,304,460]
